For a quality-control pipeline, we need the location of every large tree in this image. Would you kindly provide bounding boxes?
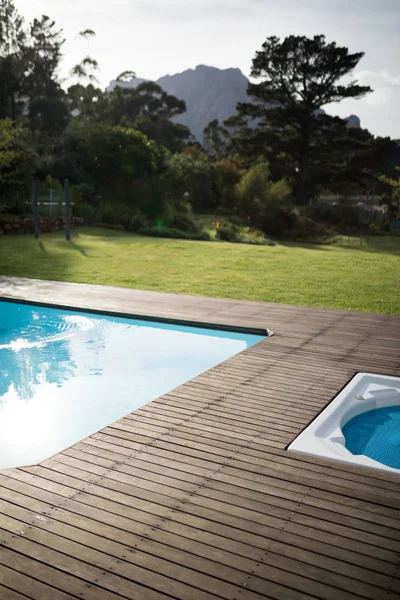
[59,122,166,187]
[235,35,372,204]
[0,0,26,119]
[23,15,68,140]
[104,81,191,152]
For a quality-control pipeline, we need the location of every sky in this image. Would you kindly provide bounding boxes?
[15,0,400,139]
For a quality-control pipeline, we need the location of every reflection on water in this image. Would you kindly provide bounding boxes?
[0,311,101,403]
[0,301,264,469]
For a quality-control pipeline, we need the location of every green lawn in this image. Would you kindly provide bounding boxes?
[0,227,399,315]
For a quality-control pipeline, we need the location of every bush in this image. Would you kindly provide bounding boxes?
[130,212,149,232]
[281,213,333,241]
[95,222,125,231]
[167,211,201,233]
[216,221,276,245]
[0,190,29,216]
[165,200,202,234]
[369,222,389,235]
[74,201,97,224]
[236,161,291,236]
[0,120,37,199]
[78,182,97,204]
[166,153,221,212]
[138,226,210,241]
[259,206,298,237]
[215,158,244,211]
[99,201,135,230]
[40,175,62,189]
[216,222,241,242]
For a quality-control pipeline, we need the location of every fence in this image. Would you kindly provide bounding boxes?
[313,195,389,224]
[32,179,73,240]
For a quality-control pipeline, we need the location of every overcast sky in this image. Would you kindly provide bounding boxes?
[15,0,400,138]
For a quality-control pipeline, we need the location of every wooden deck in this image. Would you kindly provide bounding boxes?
[0,276,400,600]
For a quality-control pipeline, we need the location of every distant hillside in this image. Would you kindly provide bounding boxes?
[107,65,249,142]
[107,65,360,142]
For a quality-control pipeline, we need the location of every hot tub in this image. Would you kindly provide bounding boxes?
[288,373,400,474]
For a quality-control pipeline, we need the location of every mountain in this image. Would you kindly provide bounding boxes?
[107,65,250,142]
[107,65,360,142]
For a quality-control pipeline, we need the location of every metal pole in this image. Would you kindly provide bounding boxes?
[64,178,70,241]
[32,179,39,239]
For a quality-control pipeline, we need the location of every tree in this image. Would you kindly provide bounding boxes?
[23,15,68,140]
[67,82,104,122]
[60,122,166,188]
[235,35,372,204]
[0,118,36,202]
[116,70,136,83]
[166,152,221,211]
[379,168,400,197]
[70,56,99,83]
[379,167,400,221]
[237,161,292,235]
[104,81,191,152]
[0,0,26,119]
[203,119,229,158]
[215,157,246,211]
[70,29,98,83]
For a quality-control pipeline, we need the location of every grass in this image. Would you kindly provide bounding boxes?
[0,227,399,315]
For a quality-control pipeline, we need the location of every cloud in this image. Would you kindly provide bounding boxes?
[354,70,400,107]
[131,0,262,22]
[325,69,400,138]
[356,69,400,87]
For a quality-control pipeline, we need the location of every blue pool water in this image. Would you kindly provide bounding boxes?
[0,300,265,469]
[343,406,400,470]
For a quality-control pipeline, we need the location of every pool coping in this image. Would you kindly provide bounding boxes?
[0,294,272,337]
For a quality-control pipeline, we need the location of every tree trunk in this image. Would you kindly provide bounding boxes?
[297,151,309,205]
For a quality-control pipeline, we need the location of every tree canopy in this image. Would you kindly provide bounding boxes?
[234,35,373,204]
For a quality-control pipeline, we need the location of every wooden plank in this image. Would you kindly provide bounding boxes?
[0,279,399,600]
[0,585,32,600]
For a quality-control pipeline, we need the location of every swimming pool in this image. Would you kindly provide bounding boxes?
[0,299,266,470]
[288,373,400,474]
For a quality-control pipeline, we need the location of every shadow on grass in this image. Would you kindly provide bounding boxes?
[68,240,88,256]
[0,230,93,287]
[73,227,130,240]
[279,235,400,256]
[277,240,331,252]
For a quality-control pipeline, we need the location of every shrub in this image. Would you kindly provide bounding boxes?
[99,201,134,230]
[165,200,202,234]
[40,175,62,189]
[130,212,149,232]
[0,190,29,216]
[0,119,37,199]
[369,222,389,235]
[216,222,241,242]
[78,182,97,203]
[168,212,202,233]
[138,226,210,241]
[215,158,244,211]
[95,222,125,231]
[259,206,298,237]
[216,221,276,245]
[236,161,291,236]
[74,201,97,224]
[166,153,221,212]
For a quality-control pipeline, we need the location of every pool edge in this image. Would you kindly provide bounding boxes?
[0,295,273,338]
